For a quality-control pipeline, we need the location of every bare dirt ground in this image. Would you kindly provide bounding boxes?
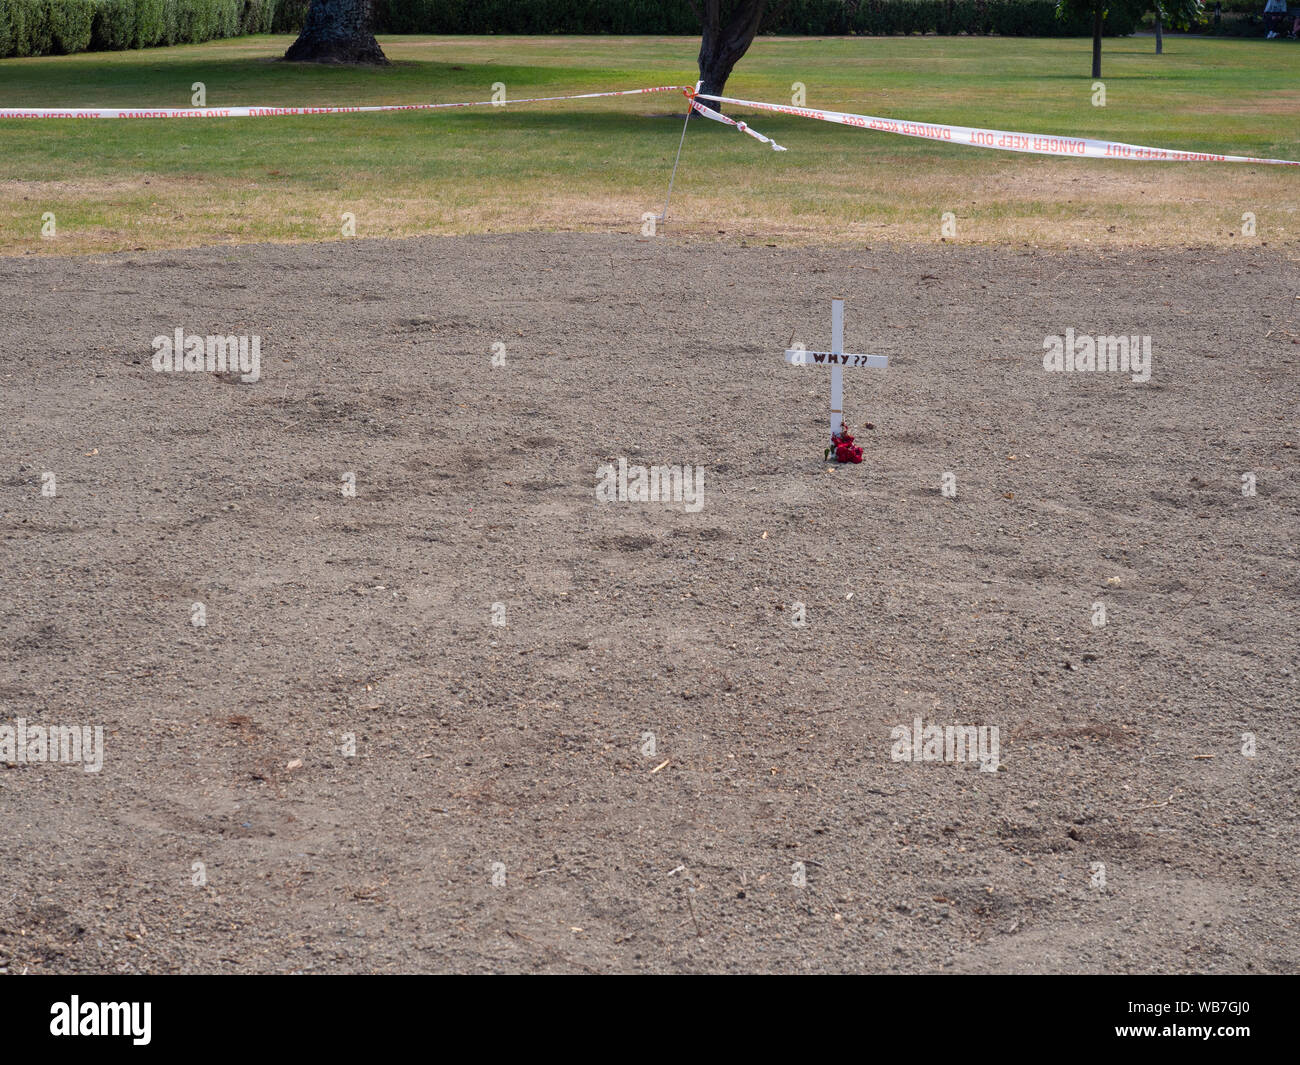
[0,233,1296,974]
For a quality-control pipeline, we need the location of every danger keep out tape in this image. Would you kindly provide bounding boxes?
[0,85,686,120]
[1,81,1294,166]
[693,91,1300,167]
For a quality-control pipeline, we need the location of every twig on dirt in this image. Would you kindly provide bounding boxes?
[503,928,601,975]
[687,892,703,938]
[1169,578,1212,620]
[1133,792,1178,808]
[649,759,670,774]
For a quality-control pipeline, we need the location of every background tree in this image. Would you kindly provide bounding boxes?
[1149,0,1204,54]
[1055,0,1144,77]
[690,1,791,107]
[284,0,387,64]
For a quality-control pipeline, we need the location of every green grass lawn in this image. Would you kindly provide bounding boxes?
[1,34,1296,254]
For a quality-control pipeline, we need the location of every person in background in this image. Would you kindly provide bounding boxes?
[1264,0,1287,36]
[1290,10,1300,37]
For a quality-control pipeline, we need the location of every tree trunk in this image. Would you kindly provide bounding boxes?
[1091,2,1103,78]
[284,0,387,65]
[1155,13,1164,53]
[696,1,769,112]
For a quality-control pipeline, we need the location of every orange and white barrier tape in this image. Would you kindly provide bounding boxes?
[0,85,686,119]
[3,79,1291,167]
[689,97,785,151]
[695,92,1300,166]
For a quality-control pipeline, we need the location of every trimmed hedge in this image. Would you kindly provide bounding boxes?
[368,1,1131,38]
[270,0,307,33]
[1,0,279,56]
[1,0,1144,60]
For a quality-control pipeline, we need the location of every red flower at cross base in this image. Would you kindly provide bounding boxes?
[827,424,867,464]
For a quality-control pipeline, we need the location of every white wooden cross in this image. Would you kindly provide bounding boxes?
[784,298,887,437]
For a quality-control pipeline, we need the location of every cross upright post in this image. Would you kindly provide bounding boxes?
[783,299,888,441]
[830,297,845,437]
